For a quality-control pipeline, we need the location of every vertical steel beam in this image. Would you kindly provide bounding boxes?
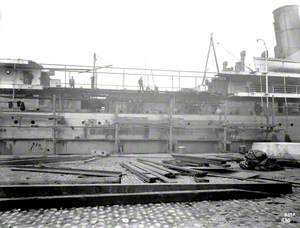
[178,72,181,91]
[122,69,125,89]
[168,96,175,152]
[52,94,57,154]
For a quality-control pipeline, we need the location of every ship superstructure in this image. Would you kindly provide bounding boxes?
[0,5,300,155]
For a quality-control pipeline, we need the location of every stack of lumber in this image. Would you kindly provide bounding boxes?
[121,161,178,183]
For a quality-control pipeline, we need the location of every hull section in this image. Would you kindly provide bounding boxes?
[1,112,298,155]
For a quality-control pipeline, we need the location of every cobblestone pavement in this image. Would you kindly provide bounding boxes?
[0,188,299,228]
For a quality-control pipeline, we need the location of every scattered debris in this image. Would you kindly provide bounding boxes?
[239,150,282,171]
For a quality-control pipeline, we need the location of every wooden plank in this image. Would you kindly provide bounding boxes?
[0,155,93,162]
[172,154,227,166]
[140,159,206,176]
[0,176,121,185]
[132,161,170,176]
[159,161,208,177]
[11,166,122,177]
[28,165,122,176]
[0,189,272,210]
[163,160,208,167]
[256,173,300,186]
[0,156,95,166]
[137,159,180,176]
[207,171,260,180]
[189,166,235,173]
[163,160,234,173]
[214,154,244,162]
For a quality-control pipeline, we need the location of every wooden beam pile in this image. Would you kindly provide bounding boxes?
[169,153,300,186]
[120,161,178,183]
[139,159,208,177]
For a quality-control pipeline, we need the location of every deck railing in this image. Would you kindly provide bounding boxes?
[248,84,300,94]
[41,64,216,92]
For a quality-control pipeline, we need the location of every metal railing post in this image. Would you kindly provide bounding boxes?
[64,65,67,88]
[122,69,125,89]
[178,72,181,91]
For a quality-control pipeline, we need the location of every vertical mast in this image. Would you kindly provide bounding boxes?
[92,53,97,88]
[201,33,219,86]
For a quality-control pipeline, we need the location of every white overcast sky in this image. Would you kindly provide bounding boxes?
[0,0,299,73]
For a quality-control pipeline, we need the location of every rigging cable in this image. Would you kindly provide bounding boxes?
[215,41,255,73]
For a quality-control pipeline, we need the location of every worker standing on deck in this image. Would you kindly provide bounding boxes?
[138,77,144,91]
[69,76,75,88]
[216,105,222,121]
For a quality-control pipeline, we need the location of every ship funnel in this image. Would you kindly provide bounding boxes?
[273,5,300,61]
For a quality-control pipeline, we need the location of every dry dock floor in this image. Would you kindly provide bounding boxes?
[0,153,299,227]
